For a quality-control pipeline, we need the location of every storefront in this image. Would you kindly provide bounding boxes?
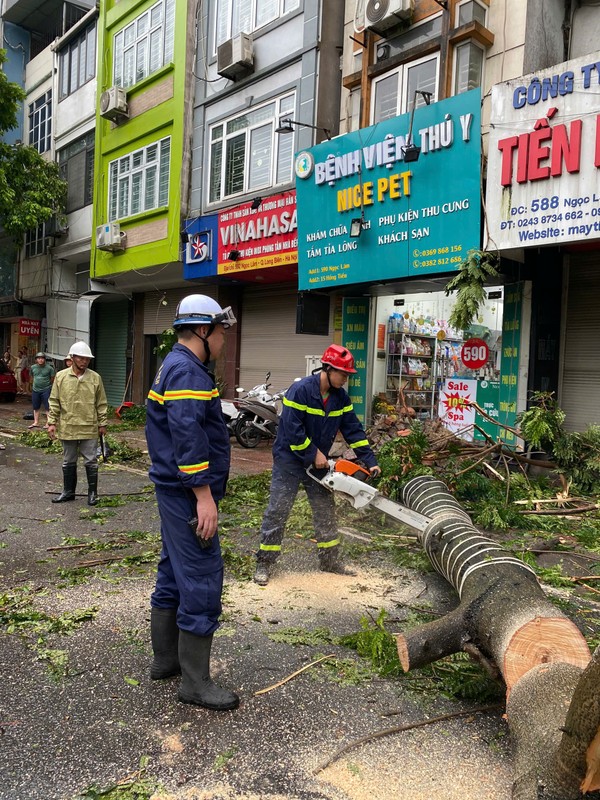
[486,51,600,432]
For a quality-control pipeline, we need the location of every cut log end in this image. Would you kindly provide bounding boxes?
[504,616,591,693]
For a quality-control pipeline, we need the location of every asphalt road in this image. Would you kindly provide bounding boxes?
[0,401,513,800]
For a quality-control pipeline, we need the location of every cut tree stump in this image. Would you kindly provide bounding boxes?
[395,476,600,800]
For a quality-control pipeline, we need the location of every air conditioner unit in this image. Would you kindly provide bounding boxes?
[99,86,129,122]
[217,32,254,81]
[46,215,68,238]
[365,0,415,34]
[96,222,125,252]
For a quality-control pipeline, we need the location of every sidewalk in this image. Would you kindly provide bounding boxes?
[0,395,273,477]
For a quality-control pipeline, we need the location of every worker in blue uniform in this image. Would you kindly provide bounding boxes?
[254,344,381,586]
[146,294,239,710]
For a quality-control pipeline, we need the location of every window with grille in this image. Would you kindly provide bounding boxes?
[108,137,171,221]
[371,54,439,125]
[208,93,295,204]
[28,90,52,154]
[58,23,96,100]
[113,0,175,89]
[25,224,50,259]
[215,0,299,48]
[58,133,95,213]
[454,41,484,95]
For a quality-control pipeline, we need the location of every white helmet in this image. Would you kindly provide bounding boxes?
[173,294,237,329]
[69,341,94,358]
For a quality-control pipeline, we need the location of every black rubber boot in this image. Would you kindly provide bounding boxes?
[85,464,99,506]
[253,562,270,586]
[319,549,356,576]
[178,631,239,710]
[150,607,181,680]
[52,464,77,503]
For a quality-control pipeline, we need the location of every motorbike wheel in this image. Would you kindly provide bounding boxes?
[235,416,262,449]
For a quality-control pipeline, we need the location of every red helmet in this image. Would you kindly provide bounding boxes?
[321,344,357,373]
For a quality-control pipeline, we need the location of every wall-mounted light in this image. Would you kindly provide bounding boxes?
[401,90,433,164]
[251,197,262,210]
[349,216,366,238]
[275,118,332,141]
[180,231,189,243]
[228,249,241,261]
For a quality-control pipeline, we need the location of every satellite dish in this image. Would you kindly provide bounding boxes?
[354,0,367,33]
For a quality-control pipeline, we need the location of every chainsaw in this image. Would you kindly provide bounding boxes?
[307,459,430,534]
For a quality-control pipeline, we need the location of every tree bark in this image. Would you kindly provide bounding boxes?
[395,476,599,799]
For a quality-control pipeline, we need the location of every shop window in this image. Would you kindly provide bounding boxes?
[108,137,171,221]
[113,0,175,89]
[456,0,487,27]
[371,53,439,124]
[215,0,300,48]
[208,92,295,204]
[453,41,484,95]
[28,90,52,154]
[58,133,95,213]
[58,23,96,100]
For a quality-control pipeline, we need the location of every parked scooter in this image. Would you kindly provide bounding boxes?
[234,389,286,449]
[220,373,273,437]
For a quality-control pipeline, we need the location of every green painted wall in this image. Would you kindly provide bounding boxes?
[92,0,189,278]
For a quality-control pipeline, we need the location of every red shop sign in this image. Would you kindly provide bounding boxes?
[461,338,489,370]
[19,318,41,337]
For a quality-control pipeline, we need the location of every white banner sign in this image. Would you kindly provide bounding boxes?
[486,51,600,250]
[438,378,478,440]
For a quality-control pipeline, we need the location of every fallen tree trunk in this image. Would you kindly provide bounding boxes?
[396,476,600,799]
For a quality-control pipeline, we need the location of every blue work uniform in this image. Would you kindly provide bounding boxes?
[258,373,378,564]
[146,343,230,636]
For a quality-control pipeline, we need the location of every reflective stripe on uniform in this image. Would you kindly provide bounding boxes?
[283,396,325,416]
[290,436,311,452]
[148,389,164,404]
[349,439,369,449]
[317,538,340,548]
[259,543,282,551]
[164,388,218,401]
[178,461,209,474]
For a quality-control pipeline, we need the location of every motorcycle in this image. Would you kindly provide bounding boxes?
[220,372,273,437]
[234,388,286,449]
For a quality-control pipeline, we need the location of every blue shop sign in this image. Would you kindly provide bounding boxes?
[183,214,219,280]
[296,90,481,290]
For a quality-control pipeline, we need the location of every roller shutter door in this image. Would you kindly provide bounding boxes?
[560,256,600,432]
[239,287,332,393]
[94,300,129,408]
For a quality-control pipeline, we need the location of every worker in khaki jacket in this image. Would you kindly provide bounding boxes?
[47,341,108,506]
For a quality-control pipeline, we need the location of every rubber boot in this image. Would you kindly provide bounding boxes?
[178,631,239,710]
[150,607,181,680]
[253,562,270,586]
[85,464,99,506]
[52,464,77,503]
[319,548,356,576]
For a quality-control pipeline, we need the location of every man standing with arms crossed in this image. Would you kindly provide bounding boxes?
[47,341,107,506]
[145,294,239,711]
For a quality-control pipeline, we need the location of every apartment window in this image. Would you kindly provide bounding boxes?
[208,93,295,204]
[28,90,52,154]
[58,23,96,99]
[58,133,95,213]
[216,0,300,47]
[108,137,171,221]
[113,0,175,89]
[456,0,487,26]
[371,53,439,124]
[25,224,49,259]
[454,41,484,94]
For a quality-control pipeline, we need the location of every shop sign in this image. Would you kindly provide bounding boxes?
[498,283,523,448]
[342,298,369,424]
[486,51,600,250]
[295,90,481,290]
[217,191,297,276]
[19,318,41,337]
[438,378,477,440]
[183,214,219,280]
[461,338,489,370]
[473,380,501,442]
